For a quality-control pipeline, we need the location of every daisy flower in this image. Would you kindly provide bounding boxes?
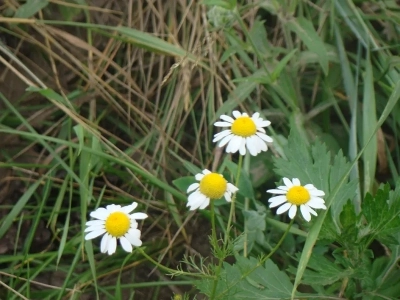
[267,178,326,222]
[187,169,239,210]
[85,202,148,255]
[213,111,273,156]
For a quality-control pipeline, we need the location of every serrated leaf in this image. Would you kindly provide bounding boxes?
[235,209,267,252]
[196,256,296,299]
[301,253,353,286]
[362,183,400,243]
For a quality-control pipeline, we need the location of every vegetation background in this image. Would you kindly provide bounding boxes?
[1,0,400,299]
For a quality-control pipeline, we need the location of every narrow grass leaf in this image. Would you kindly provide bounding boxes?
[362,51,377,194]
[0,178,42,239]
[14,0,49,18]
[287,17,329,75]
[214,81,258,123]
[334,23,361,212]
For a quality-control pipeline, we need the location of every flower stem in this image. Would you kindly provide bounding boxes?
[137,247,212,278]
[223,154,243,245]
[243,154,250,257]
[210,155,244,299]
[210,200,217,250]
[259,218,294,265]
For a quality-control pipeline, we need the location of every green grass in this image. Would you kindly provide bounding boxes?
[1,0,400,299]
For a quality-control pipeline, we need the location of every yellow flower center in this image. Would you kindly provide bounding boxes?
[105,212,131,237]
[231,116,257,137]
[286,186,310,205]
[199,173,227,199]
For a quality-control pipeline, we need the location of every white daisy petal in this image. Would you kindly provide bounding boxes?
[268,196,288,207]
[258,120,271,127]
[227,183,239,193]
[232,110,241,118]
[107,237,117,255]
[276,202,292,215]
[85,220,105,226]
[309,189,325,197]
[214,121,234,127]
[213,130,232,142]
[239,139,247,155]
[282,178,293,187]
[306,206,318,216]
[219,115,234,123]
[252,112,260,119]
[309,197,326,204]
[199,198,210,209]
[126,230,143,247]
[256,132,273,143]
[217,134,234,148]
[292,178,301,186]
[90,208,109,220]
[224,191,232,202]
[256,126,266,134]
[130,212,148,220]
[288,205,297,219]
[106,204,121,212]
[300,205,311,221]
[85,225,105,233]
[227,135,242,154]
[257,137,268,152]
[246,136,258,156]
[121,202,138,214]
[267,189,287,194]
[187,183,200,193]
[85,228,106,240]
[100,234,110,253]
[120,236,133,253]
[187,192,208,210]
[195,173,204,181]
[307,199,327,209]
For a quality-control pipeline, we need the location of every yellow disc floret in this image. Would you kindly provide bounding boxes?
[199,173,227,199]
[286,186,310,205]
[105,212,131,237]
[231,116,257,137]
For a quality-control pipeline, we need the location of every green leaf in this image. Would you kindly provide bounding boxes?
[362,51,377,194]
[172,176,194,193]
[213,81,258,122]
[300,253,353,286]
[196,256,297,299]
[287,17,329,75]
[362,182,400,244]
[235,207,267,253]
[14,0,49,18]
[329,150,358,228]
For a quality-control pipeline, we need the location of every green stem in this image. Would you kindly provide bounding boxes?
[210,200,217,250]
[210,155,244,299]
[259,218,294,265]
[137,247,212,278]
[243,154,250,257]
[223,154,243,245]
